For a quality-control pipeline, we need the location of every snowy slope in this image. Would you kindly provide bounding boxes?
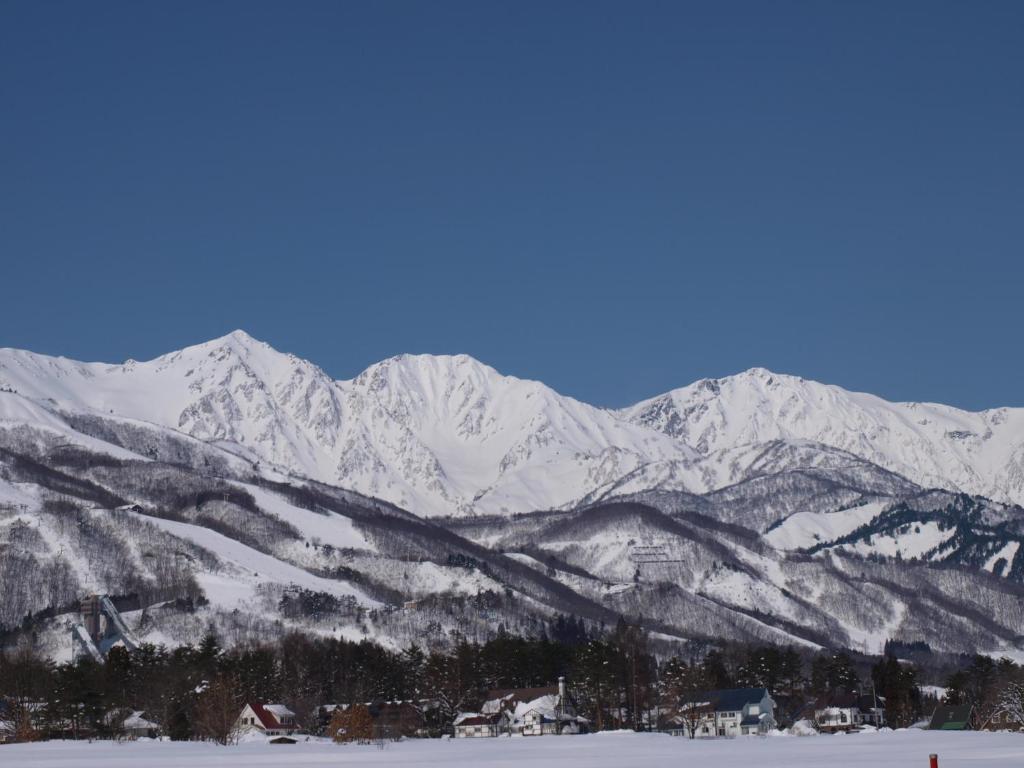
[764,502,890,551]
[124,510,378,611]
[623,367,1024,506]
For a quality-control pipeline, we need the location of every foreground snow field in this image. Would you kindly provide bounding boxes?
[3,730,1024,768]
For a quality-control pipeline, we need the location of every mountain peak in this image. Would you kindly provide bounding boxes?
[348,352,531,398]
[201,328,267,353]
[223,328,258,343]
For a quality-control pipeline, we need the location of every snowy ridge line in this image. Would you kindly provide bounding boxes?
[2,330,1024,519]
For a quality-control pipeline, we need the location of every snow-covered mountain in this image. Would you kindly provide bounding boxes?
[3,331,1024,658]
[623,367,1024,508]
[0,331,695,517]
[3,333,1024,516]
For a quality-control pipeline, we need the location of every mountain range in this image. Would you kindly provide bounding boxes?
[1,331,1023,660]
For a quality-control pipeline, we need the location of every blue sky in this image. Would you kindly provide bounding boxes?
[2,1,1022,409]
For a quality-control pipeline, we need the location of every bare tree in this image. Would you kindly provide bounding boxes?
[330,704,374,744]
[193,675,242,745]
[998,679,1024,727]
[663,657,711,739]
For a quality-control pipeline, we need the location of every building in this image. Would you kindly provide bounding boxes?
[813,691,886,732]
[106,709,160,739]
[982,708,1024,732]
[236,702,298,737]
[455,678,587,737]
[929,704,973,730]
[0,701,13,744]
[668,688,776,738]
[453,712,502,738]
[73,594,141,662]
[0,700,47,742]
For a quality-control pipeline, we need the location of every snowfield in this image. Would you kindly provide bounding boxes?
[3,731,1023,768]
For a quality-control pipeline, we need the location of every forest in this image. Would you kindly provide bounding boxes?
[2,616,1022,743]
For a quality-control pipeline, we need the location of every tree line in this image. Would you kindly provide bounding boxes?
[1,616,1022,742]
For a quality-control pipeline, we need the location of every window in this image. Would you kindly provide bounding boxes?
[748,705,760,716]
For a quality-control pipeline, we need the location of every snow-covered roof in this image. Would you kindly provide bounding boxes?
[123,711,159,730]
[263,704,295,718]
[479,691,581,727]
[454,712,499,727]
[246,702,297,731]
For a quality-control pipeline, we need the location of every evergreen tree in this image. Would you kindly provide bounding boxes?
[872,655,920,728]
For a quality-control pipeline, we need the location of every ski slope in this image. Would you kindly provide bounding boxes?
[127,511,379,610]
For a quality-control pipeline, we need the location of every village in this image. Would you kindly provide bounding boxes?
[2,596,1023,748]
[3,674,1021,745]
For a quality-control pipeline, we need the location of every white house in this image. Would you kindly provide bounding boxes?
[453,712,502,738]
[106,709,160,739]
[236,702,298,737]
[0,715,14,744]
[671,687,776,738]
[813,691,885,732]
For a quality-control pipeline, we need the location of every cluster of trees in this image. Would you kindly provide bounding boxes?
[5,615,1008,744]
[945,655,1024,728]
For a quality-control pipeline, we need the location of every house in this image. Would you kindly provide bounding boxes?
[455,678,587,737]
[0,705,13,744]
[982,708,1024,732]
[236,702,298,736]
[929,704,972,730]
[122,710,160,739]
[857,694,886,728]
[669,688,776,738]
[813,691,886,732]
[453,712,502,738]
[0,700,47,742]
[482,677,586,736]
[107,709,160,739]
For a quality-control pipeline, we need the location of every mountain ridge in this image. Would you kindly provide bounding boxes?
[2,331,1023,515]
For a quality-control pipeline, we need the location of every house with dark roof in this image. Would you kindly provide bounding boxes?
[666,688,776,738]
[236,702,298,737]
[929,703,973,731]
[453,712,502,738]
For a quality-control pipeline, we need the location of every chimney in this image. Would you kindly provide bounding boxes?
[558,676,567,700]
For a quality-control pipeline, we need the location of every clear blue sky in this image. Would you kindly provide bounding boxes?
[2,1,1022,409]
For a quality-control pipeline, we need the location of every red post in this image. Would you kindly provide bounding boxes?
[929,754,938,768]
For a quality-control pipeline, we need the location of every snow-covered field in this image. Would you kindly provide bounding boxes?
[3,731,1023,768]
